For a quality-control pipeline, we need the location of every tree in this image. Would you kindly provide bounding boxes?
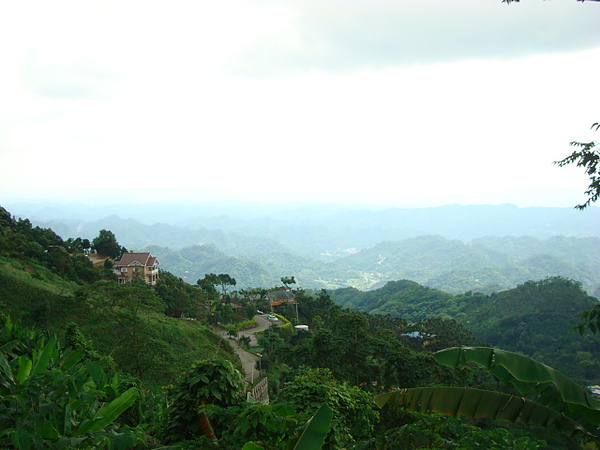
[197,273,237,296]
[197,273,220,295]
[218,273,237,295]
[91,229,123,259]
[279,368,379,448]
[0,206,12,229]
[555,124,600,334]
[555,123,600,210]
[156,271,207,317]
[163,359,244,443]
[281,276,296,289]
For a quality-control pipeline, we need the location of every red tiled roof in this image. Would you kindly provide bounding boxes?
[115,252,159,267]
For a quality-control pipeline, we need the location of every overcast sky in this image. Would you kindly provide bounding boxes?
[1,0,600,208]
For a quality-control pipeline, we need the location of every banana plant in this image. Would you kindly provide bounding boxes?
[375,347,600,437]
[0,326,140,448]
[292,403,333,450]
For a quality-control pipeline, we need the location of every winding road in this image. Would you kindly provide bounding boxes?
[216,315,276,383]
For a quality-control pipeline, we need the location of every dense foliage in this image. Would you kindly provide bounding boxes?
[278,368,379,448]
[0,318,143,448]
[258,292,480,395]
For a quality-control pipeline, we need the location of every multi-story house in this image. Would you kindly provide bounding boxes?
[113,252,159,285]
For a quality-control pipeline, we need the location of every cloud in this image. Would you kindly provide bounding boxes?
[1,0,599,208]
[21,58,121,100]
[224,0,600,78]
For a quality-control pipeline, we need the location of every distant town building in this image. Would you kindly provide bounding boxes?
[113,252,159,285]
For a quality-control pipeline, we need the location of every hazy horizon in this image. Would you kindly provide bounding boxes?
[3,198,598,230]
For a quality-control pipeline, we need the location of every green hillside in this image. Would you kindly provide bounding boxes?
[0,206,238,389]
[467,277,600,381]
[331,277,600,384]
[331,280,455,321]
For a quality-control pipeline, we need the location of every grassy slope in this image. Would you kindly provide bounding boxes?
[80,311,237,388]
[0,256,237,388]
[0,256,78,327]
[0,255,76,295]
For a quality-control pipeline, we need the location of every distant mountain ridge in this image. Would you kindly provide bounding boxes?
[9,202,600,295]
[339,235,600,295]
[8,202,600,247]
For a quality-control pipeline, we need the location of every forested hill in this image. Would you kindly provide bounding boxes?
[143,235,600,297]
[331,277,600,381]
[9,202,600,295]
[331,280,454,321]
[338,235,600,295]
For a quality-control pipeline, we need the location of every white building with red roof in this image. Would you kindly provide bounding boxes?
[113,252,159,285]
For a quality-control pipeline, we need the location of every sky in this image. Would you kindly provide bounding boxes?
[1,0,600,209]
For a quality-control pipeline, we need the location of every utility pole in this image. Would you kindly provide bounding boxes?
[295,298,299,324]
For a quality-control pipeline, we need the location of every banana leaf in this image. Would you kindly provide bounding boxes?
[293,404,333,450]
[0,351,13,379]
[76,387,138,435]
[30,336,58,378]
[16,355,32,384]
[433,347,600,425]
[375,387,584,435]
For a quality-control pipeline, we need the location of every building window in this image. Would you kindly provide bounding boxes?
[121,268,127,272]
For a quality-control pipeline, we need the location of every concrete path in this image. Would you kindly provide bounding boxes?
[215,315,276,383]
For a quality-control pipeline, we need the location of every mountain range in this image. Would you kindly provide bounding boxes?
[6,201,600,295]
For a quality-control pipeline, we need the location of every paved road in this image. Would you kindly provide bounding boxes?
[215,315,275,383]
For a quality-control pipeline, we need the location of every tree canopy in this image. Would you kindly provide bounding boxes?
[91,229,125,259]
[555,123,600,210]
